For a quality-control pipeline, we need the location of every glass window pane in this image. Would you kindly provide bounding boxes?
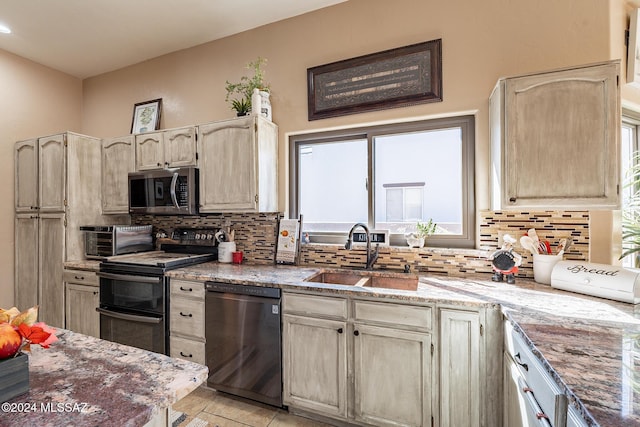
[374,128,463,235]
[298,139,368,233]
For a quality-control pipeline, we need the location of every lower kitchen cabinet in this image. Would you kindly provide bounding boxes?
[283,293,348,418]
[64,269,99,338]
[353,323,432,427]
[283,292,434,427]
[439,308,481,427]
[169,279,206,365]
[283,314,347,418]
[283,291,501,427]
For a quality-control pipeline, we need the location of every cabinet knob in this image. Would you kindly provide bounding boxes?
[179,286,193,292]
[157,162,161,166]
[337,328,343,334]
[179,312,193,318]
[353,330,360,336]
[93,291,98,296]
[74,275,84,280]
[509,197,517,203]
[180,351,193,358]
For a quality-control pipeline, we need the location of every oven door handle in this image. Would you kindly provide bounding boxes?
[96,307,162,324]
[97,272,162,284]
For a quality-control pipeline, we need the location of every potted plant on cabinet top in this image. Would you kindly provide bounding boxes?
[225,57,271,118]
[405,219,438,248]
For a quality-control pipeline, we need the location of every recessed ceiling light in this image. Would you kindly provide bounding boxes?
[0,24,11,34]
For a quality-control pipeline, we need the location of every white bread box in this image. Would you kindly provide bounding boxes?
[550,261,640,304]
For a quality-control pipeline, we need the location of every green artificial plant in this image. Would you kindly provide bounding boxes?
[225,57,270,115]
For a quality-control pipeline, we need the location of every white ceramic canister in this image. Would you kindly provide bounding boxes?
[532,252,563,285]
[260,90,272,121]
[218,241,237,263]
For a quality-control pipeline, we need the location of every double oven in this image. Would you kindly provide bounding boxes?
[97,229,217,355]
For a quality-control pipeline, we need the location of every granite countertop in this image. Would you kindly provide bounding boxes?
[167,262,640,427]
[0,329,208,427]
[64,260,101,272]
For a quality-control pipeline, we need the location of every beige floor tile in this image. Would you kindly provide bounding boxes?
[268,412,334,427]
[173,387,218,414]
[195,410,253,427]
[202,393,278,427]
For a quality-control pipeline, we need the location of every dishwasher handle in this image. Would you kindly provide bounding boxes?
[205,281,280,298]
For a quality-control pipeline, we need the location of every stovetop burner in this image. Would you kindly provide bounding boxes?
[100,227,219,272]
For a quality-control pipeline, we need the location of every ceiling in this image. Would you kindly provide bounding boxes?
[0,0,347,79]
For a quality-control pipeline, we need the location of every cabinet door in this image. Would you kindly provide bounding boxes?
[164,126,197,168]
[198,118,258,212]
[135,132,164,170]
[65,283,99,338]
[15,139,38,212]
[102,136,135,214]
[14,214,38,310]
[38,134,66,212]
[503,62,619,209]
[439,309,481,427]
[38,213,65,328]
[353,323,432,427]
[283,314,347,419]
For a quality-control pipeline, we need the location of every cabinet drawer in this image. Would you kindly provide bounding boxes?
[170,336,205,365]
[354,300,432,330]
[504,322,565,424]
[170,297,205,339]
[283,293,347,319]
[63,269,98,287]
[170,279,205,299]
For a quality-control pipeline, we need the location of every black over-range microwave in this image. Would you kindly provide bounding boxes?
[128,167,199,215]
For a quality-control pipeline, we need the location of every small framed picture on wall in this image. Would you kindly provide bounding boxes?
[131,98,162,134]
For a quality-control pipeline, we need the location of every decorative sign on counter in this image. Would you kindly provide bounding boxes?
[307,39,442,120]
[276,217,301,264]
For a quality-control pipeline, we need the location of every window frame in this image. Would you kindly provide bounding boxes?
[621,108,640,268]
[289,115,476,248]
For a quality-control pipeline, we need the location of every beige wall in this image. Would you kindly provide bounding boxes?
[2,0,631,306]
[0,49,82,307]
[82,0,612,211]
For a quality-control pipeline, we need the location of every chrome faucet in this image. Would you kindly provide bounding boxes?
[345,223,379,270]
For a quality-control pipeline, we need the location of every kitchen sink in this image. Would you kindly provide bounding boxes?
[305,270,419,291]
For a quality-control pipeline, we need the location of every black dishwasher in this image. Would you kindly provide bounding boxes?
[205,282,282,407]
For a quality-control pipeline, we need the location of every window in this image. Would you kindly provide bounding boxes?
[621,109,640,267]
[289,115,475,248]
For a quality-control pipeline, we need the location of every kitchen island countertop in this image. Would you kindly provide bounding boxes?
[0,329,208,427]
[167,262,640,427]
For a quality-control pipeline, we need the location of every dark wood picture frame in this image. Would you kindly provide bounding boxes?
[307,39,442,121]
[131,98,162,134]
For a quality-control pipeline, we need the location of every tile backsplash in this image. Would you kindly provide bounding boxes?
[133,209,590,279]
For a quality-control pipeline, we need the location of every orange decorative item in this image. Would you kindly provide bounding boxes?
[0,306,57,359]
[0,323,21,359]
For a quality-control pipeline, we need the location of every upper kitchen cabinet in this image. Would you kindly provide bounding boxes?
[15,139,38,212]
[135,126,197,171]
[198,116,277,213]
[490,60,620,210]
[102,135,135,214]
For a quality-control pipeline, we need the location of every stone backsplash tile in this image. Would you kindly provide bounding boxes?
[133,209,590,279]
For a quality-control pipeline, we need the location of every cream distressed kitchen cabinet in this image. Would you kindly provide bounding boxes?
[135,126,197,171]
[14,132,103,328]
[283,293,435,427]
[64,269,100,338]
[102,135,135,214]
[352,300,433,427]
[490,60,620,210]
[283,293,348,419]
[439,307,502,427]
[198,116,277,212]
[169,279,206,365]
